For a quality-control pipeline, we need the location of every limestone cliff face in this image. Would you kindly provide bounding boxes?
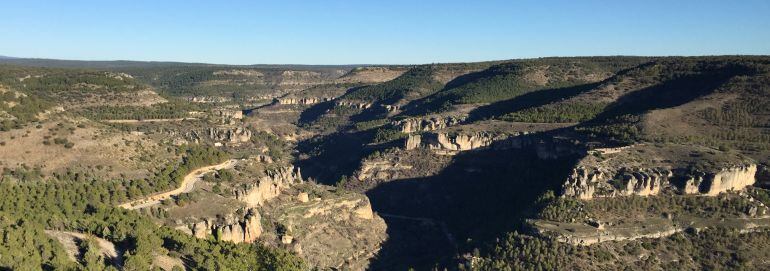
[561,144,759,199]
[562,165,757,199]
[189,208,263,244]
[404,132,510,152]
[685,165,758,196]
[433,133,499,151]
[395,116,464,133]
[261,186,387,271]
[276,97,331,105]
[186,127,252,144]
[234,166,302,207]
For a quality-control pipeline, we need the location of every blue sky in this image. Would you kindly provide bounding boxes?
[1,0,769,64]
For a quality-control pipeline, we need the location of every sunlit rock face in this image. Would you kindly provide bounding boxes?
[562,165,757,199]
[394,116,464,133]
[234,166,302,207]
[188,208,263,244]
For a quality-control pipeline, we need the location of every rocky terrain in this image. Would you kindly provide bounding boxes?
[2,56,770,270]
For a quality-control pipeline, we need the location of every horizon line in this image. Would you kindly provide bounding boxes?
[2,54,770,67]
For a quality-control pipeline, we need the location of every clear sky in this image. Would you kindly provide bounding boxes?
[2,0,769,65]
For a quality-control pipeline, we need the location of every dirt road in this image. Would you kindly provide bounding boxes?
[118,159,238,210]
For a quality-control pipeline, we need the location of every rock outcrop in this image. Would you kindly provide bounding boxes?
[394,116,464,133]
[234,166,303,207]
[335,100,372,109]
[276,97,331,105]
[684,165,758,196]
[562,144,760,199]
[210,108,243,124]
[186,127,252,144]
[356,159,414,181]
[188,208,263,244]
[562,165,757,199]
[404,132,510,152]
[260,185,387,270]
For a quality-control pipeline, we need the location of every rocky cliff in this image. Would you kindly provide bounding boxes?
[234,166,303,207]
[184,208,263,244]
[259,183,387,270]
[561,144,759,199]
[394,116,465,133]
[275,96,331,105]
[185,126,252,144]
[404,132,510,152]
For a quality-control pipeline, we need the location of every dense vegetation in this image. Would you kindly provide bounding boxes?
[341,65,444,104]
[77,101,202,120]
[123,66,345,100]
[403,57,647,115]
[474,228,770,270]
[0,144,304,270]
[501,102,608,123]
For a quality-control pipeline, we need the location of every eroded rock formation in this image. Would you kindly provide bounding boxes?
[404,132,510,152]
[395,116,464,133]
[186,127,252,144]
[276,97,331,105]
[234,166,303,207]
[186,208,263,244]
[562,165,758,199]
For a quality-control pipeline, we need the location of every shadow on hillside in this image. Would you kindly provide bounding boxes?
[399,68,497,116]
[366,143,580,270]
[297,100,336,125]
[591,67,755,122]
[465,82,603,122]
[295,132,367,185]
[463,62,658,122]
[294,129,407,185]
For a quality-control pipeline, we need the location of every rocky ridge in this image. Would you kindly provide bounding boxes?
[233,166,303,207]
[562,145,759,199]
[183,208,263,244]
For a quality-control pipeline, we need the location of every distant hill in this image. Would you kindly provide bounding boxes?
[0,56,365,70]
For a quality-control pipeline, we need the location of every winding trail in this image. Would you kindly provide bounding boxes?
[118,159,238,210]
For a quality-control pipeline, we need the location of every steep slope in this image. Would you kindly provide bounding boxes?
[403,57,649,116]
